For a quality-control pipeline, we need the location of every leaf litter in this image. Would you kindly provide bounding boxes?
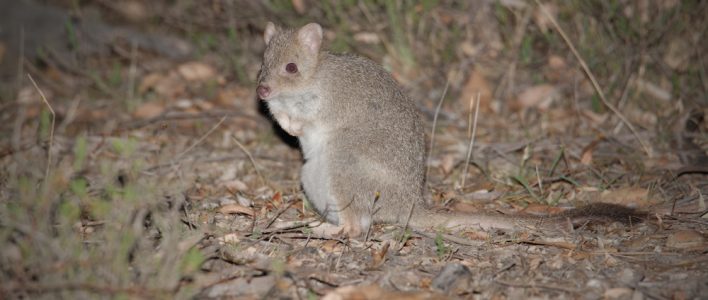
[0,1,706,299]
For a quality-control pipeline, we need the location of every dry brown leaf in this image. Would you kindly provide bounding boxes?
[622,235,652,251]
[133,101,165,119]
[370,242,389,268]
[459,69,492,113]
[666,230,705,249]
[431,9,452,25]
[663,38,692,71]
[194,99,214,111]
[214,85,253,107]
[487,157,517,181]
[516,84,558,111]
[571,251,592,260]
[580,138,602,166]
[218,233,242,244]
[322,284,444,300]
[291,0,306,14]
[545,108,578,135]
[463,189,502,202]
[635,78,671,102]
[113,1,150,22]
[458,40,478,57]
[439,154,455,174]
[603,254,620,267]
[139,72,164,94]
[214,87,237,107]
[604,287,634,299]
[224,179,249,193]
[600,187,656,207]
[548,55,566,69]
[218,203,254,216]
[320,240,342,253]
[182,107,199,115]
[322,284,383,300]
[449,201,483,214]
[528,257,542,270]
[271,191,283,207]
[461,230,490,240]
[418,277,432,289]
[353,32,380,44]
[672,290,687,300]
[17,85,49,105]
[580,109,607,125]
[548,254,565,269]
[533,3,557,33]
[140,71,186,98]
[178,61,217,82]
[44,65,68,84]
[308,222,346,237]
[624,103,658,127]
[544,55,572,82]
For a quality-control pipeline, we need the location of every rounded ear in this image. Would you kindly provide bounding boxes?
[297,23,323,54]
[264,22,277,45]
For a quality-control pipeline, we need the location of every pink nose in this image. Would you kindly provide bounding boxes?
[257,85,271,99]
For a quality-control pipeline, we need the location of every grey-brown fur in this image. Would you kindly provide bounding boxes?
[256,22,644,237]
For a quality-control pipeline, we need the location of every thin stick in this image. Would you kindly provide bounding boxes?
[535,164,543,195]
[175,116,226,160]
[395,203,416,252]
[467,91,474,138]
[534,0,651,157]
[27,74,54,180]
[460,92,481,190]
[126,40,138,106]
[231,135,266,187]
[426,79,450,181]
[17,28,25,92]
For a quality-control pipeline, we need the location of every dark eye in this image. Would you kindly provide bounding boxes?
[285,63,298,74]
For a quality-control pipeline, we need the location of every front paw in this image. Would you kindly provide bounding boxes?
[287,120,305,136]
[274,113,304,136]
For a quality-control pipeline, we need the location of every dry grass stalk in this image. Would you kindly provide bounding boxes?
[460,92,481,190]
[27,74,55,181]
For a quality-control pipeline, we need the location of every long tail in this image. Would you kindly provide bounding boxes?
[407,203,646,232]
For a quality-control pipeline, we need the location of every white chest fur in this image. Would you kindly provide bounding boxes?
[266,91,321,136]
[266,91,320,121]
[299,125,339,224]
